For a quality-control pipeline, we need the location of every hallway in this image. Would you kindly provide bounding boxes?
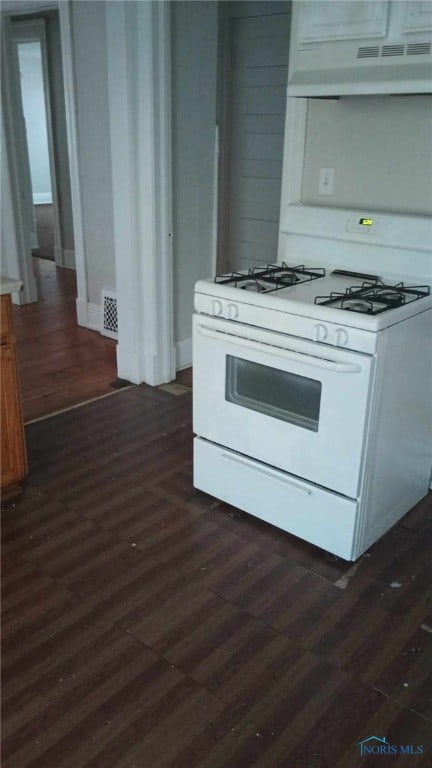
[12,258,118,422]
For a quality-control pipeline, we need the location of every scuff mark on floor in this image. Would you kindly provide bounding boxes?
[334,559,363,589]
[158,382,191,396]
[420,623,432,634]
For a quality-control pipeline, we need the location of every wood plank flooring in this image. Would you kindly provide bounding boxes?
[2,384,432,767]
[12,258,118,423]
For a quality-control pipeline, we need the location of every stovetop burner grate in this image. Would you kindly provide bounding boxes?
[215,263,326,292]
[315,281,430,315]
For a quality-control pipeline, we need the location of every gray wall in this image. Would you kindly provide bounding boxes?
[71,0,115,304]
[302,95,432,216]
[172,0,219,344]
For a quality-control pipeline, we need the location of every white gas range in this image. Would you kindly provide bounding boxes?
[193,262,432,560]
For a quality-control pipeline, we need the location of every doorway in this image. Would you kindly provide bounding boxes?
[11,13,75,276]
[17,37,54,261]
[3,8,118,420]
[217,1,291,273]
[5,0,175,390]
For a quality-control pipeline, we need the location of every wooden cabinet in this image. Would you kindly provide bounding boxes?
[1,293,27,499]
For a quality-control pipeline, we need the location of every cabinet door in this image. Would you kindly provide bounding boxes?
[403,1,432,33]
[1,344,27,489]
[298,0,389,42]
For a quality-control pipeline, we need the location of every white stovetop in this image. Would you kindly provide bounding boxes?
[196,265,432,332]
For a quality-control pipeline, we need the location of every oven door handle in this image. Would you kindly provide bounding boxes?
[196,323,363,374]
[221,451,312,496]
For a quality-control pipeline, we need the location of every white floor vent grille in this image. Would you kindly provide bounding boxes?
[101,290,118,339]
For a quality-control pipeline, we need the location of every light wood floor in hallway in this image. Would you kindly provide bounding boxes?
[12,258,118,423]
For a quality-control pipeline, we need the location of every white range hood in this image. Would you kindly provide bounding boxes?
[288,0,432,96]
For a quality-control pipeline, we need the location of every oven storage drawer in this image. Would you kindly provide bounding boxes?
[194,438,358,560]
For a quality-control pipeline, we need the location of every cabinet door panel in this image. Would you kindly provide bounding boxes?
[1,344,27,488]
[1,292,12,343]
[403,1,432,33]
[298,0,389,42]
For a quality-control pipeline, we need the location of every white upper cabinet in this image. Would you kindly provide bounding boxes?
[402,1,432,34]
[298,1,389,43]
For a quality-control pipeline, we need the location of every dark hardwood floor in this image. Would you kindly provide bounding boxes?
[12,258,118,423]
[2,383,431,767]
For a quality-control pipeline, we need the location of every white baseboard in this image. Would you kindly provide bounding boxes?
[33,193,53,205]
[88,302,102,331]
[76,304,189,373]
[76,297,87,327]
[63,249,76,269]
[55,247,76,269]
[175,337,192,371]
[76,298,102,332]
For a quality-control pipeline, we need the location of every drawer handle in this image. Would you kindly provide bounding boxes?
[197,323,362,374]
[221,452,312,496]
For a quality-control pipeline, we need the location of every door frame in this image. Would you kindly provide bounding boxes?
[57,0,87,315]
[1,0,86,306]
[1,0,86,311]
[105,0,175,385]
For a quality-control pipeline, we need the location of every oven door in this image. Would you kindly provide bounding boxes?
[193,314,374,498]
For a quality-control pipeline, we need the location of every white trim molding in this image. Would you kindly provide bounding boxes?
[175,337,192,371]
[54,246,75,269]
[106,0,175,386]
[62,249,75,269]
[87,302,102,333]
[58,1,88,322]
[75,299,102,333]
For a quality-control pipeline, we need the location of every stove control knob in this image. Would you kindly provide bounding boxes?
[211,300,223,316]
[335,327,349,347]
[314,323,328,342]
[227,303,239,320]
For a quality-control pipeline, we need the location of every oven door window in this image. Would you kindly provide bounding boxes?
[225,355,321,432]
